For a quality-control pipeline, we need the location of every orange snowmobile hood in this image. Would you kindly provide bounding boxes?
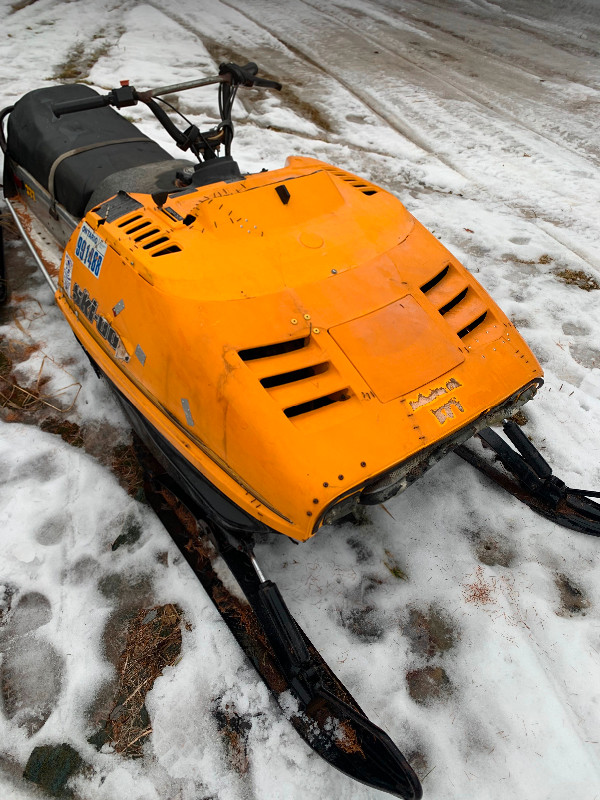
[57,156,543,540]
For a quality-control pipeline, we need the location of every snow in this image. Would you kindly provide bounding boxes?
[1,0,600,798]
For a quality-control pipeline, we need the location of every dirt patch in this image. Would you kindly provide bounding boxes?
[0,585,16,628]
[475,535,516,568]
[555,573,590,616]
[92,604,184,757]
[52,30,122,83]
[569,343,600,370]
[554,268,599,291]
[212,700,252,775]
[346,535,374,563]
[562,322,589,336]
[0,211,19,239]
[508,409,528,427]
[404,606,457,658]
[200,34,334,134]
[405,747,430,780]
[406,666,453,705]
[338,605,383,643]
[9,0,40,13]
[40,417,84,448]
[111,516,143,551]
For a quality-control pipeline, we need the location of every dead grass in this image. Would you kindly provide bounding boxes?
[383,549,407,580]
[111,443,145,497]
[0,353,81,416]
[554,268,599,291]
[102,604,183,757]
[40,417,84,448]
[53,34,116,82]
[555,573,590,616]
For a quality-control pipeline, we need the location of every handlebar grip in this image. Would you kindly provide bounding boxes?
[253,77,283,91]
[52,94,112,117]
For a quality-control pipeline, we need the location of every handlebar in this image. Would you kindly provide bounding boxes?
[52,63,281,117]
[50,62,282,161]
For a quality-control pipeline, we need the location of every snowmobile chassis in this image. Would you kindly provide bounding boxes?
[1,61,599,799]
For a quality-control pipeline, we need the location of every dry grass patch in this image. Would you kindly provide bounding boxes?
[554,268,599,291]
[100,604,184,758]
[53,33,117,82]
[111,442,145,497]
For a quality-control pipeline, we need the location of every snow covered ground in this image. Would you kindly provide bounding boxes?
[1,0,600,798]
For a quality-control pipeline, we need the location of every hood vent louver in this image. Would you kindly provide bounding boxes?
[113,212,181,257]
[438,287,468,315]
[239,337,309,362]
[323,166,379,196]
[421,263,497,346]
[420,265,449,294]
[117,214,142,228]
[458,312,488,339]
[238,336,355,425]
[260,362,329,389]
[284,390,350,418]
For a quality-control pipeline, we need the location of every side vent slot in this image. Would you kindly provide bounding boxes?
[439,287,468,315]
[260,363,329,389]
[458,312,488,339]
[239,337,309,362]
[135,228,160,242]
[324,166,379,195]
[284,390,350,418]
[118,214,142,228]
[152,245,182,257]
[143,236,169,250]
[126,221,151,235]
[420,265,450,294]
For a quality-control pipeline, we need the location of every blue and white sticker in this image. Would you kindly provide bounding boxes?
[74,222,107,278]
[63,252,73,297]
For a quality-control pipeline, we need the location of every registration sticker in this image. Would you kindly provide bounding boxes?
[63,252,73,297]
[74,222,107,278]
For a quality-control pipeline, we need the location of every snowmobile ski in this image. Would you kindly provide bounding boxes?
[139,445,422,800]
[455,419,600,536]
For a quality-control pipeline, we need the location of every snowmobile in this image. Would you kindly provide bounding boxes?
[1,62,599,799]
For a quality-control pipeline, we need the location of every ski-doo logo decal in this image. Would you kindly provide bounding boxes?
[63,253,73,298]
[410,378,462,411]
[74,222,107,278]
[431,398,465,424]
[72,282,120,350]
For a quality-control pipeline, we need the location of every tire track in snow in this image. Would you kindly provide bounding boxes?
[143,1,442,168]
[304,0,600,168]
[216,0,471,182]
[218,0,600,273]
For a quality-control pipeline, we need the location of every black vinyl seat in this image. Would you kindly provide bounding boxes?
[7,84,180,218]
